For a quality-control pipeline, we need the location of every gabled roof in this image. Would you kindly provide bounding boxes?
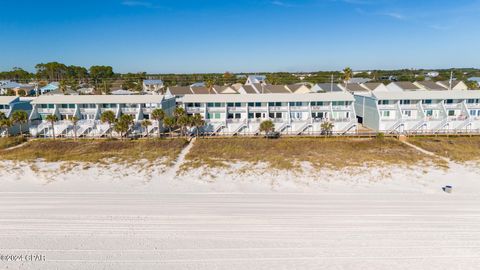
[392,81,421,90]
[362,82,383,91]
[340,83,367,92]
[182,92,355,103]
[213,85,238,94]
[168,86,193,95]
[191,87,215,94]
[241,85,258,94]
[415,81,447,90]
[437,80,465,89]
[372,90,480,100]
[262,85,291,94]
[312,83,343,92]
[31,95,167,104]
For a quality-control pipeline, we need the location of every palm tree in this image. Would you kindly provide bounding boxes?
[259,120,275,137]
[45,114,58,139]
[163,116,176,138]
[141,119,152,137]
[0,111,6,121]
[70,116,79,140]
[173,107,186,119]
[191,114,205,137]
[343,67,353,92]
[177,114,190,137]
[321,121,334,136]
[100,110,116,138]
[0,118,13,137]
[113,114,134,139]
[11,110,28,136]
[151,108,165,138]
[205,79,215,94]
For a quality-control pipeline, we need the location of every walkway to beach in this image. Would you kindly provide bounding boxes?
[1,192,479,270]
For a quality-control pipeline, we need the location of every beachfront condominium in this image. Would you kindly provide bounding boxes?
[354,81,480,133]
[181,92,357,135]
[28,95,176,138]
[0,96,32,136]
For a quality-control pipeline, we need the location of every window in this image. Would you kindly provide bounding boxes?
[333,101,345,106]
[402,110,412,117]
[446,99,454,104]
[311,101,324,106]
[422,100,432,104]
[425,110,433,116]
[470,110,476,116]
[448,110,455,116]
[400,100,411,105]
[381,111,390,117]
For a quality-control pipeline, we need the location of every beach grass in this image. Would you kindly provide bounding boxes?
[408,136,480,162]
[184,137,440,170]
[0,138,188,165]
[0,136,27,150]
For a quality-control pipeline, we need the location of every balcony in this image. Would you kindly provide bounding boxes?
[207,107,225,112]
[269,106,288,112]
[80,108,97,114]
[466,103,480,109]
[37,108,55,114]
[227,107,246,113]
[399,104,418,110]
[332,118,352,123]
[100,108,116,113]
[422,104,441,109]
[226,118,245,123]
[448,115,468,121]
[58,108,75,114]
[332,105,352,110]
[121,108,139,114]
[290,106,309,111]
[311,105,330,111]
[248,107,267,112]
[378,104,397,109]
[186,107,203,114]
[444,103,463,109]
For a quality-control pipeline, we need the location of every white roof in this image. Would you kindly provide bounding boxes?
[31,95,167,104]
[373,90,480,100]
[0,96,19,104]
[182,92,354,103]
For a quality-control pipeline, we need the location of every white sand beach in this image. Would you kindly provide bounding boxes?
[1,159,480,270]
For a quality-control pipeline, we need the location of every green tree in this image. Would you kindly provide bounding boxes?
[45,114,58,139]
[141,119,152,137]
[70,116,79,140]
[100,110,116,138]
[114,114,134,139]
[11,110,28,136]
[163,116,176,138]
[0,118,13,137]
[177,114,191,137]
[0,112,6,120]
[191,114,205,137]
[173,107,186,118]
[343,67,353,92]
[259,120,275,136]
[321,121,334,136]
[151,108,165,138]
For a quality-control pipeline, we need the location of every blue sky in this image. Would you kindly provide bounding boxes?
[1,0,479,73]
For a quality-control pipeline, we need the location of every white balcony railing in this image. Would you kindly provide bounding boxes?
[248,107,267,112]
[378,104,396,109]
[269,106,288,111]
[444,104,463,109]
[422,104,441,109]
[121,108,138,114]
[227,107,246,112]
[58,108,75,114]
[290,106,309,111]
[332,106,352,110]
[186,107,203,113]
[311,106,330,111]
[37,108,55,114]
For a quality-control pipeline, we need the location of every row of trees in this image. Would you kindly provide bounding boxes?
[0,111,29,137]
[258,119,334,136]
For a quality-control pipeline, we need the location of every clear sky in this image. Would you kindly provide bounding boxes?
[1,0,479,73]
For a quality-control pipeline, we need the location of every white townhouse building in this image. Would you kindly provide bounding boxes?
[0,96,32,136]
[354,89,480,134]
[181,93,357,135]
[28,95,176,138]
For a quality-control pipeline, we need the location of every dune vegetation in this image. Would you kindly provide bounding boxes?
[408,136,480,162]
[0,136,27,150]
[0,138,188,165]
[183,137,441,170]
